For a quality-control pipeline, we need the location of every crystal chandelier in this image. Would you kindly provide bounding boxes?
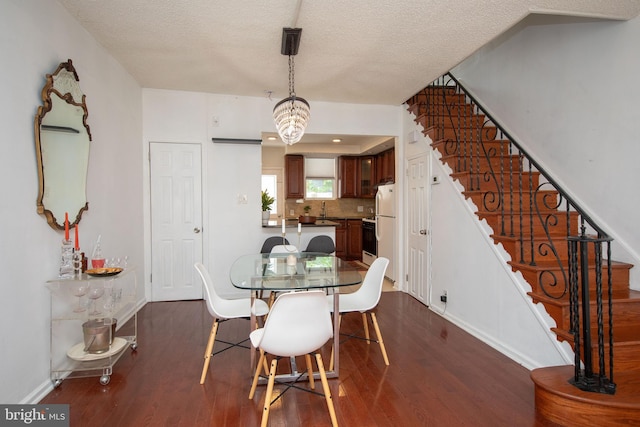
[273,28,310,145]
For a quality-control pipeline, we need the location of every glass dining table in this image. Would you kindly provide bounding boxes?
[230,252,362,380]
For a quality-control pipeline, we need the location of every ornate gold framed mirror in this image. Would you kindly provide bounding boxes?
[35,59,91,230]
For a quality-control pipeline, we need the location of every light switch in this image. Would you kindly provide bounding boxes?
[357,206,364,212]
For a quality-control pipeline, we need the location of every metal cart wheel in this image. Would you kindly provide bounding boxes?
[100,375,110,385]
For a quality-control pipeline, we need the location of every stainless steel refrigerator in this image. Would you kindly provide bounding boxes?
[375,183,396,282]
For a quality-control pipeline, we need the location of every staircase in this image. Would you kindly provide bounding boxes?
[405,73,640,426]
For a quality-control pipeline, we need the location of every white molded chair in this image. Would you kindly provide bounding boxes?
[195,262,269,385]
[248,291,338,427]
[328,257,390,368]
[269,244,299,254]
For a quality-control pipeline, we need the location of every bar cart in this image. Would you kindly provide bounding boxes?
[46,267,139,386]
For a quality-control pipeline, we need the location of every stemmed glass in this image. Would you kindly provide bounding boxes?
[87,285,105,316]
[72,284,88,313]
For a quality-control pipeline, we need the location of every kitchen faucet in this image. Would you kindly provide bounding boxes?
[320,201,326,219]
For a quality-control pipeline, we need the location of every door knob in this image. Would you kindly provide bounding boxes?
[194,227,201,233]
[419,229,427,235]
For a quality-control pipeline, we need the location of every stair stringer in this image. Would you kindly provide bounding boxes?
[423,123,573,369]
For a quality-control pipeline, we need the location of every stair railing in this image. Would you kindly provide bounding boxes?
[407,72,616,394]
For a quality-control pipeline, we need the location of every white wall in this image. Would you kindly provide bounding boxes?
[0,1,143,403]
[143,89,402,298]
[453,14,640,289]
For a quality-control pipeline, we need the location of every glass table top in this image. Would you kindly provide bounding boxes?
[230,253,362,291]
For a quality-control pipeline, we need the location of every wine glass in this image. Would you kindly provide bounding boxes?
[88,285,105,316]
[72,284,88,313]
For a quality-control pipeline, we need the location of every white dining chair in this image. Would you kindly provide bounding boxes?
[269,244,299,254]
[194,262,269,385]
[248,290,338,427]
[327,257,390,368]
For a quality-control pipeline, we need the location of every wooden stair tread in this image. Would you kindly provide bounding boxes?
[553,324,640,343]
[532,365,640,426]
[528,288,640,305]
[511,259,634,270]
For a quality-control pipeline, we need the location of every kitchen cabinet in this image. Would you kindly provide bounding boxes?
[338,156,358,198]
[376,148,395,184]
[334,219,348,259]
[46,267,139,386]
[340,156,376,199]
[285,155,304,199]
[359,156,376,198]
[334,219,362,260]
[347,219,363,259]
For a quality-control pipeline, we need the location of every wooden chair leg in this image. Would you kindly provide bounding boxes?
[261,358,278,427]
[370,312,389,366]
[362,312,370,344]
[249,350,266,399]
[305,353,315,389]
[315,353,338,427]
[329,314,341,372]
[267,292,276,308]
[200,319,219,384]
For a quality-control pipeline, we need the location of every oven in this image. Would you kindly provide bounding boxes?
[362,218,377,265]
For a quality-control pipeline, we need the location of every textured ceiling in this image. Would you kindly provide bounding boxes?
[59,0,640,107]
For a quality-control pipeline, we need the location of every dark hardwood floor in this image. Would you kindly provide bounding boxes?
[41,292,554,426]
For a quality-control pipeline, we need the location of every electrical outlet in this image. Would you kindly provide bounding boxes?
[440,291,447,303]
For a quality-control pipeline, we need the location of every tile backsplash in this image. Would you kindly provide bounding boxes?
[284,198,375,219]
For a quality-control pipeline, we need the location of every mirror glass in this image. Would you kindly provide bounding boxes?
[35,60,91,230]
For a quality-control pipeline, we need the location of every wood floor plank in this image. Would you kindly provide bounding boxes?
[40,293,552,426]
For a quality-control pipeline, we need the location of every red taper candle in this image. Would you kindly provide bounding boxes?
[64,212,69,241]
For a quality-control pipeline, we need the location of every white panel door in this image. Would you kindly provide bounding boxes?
[150,142,203,301]
[407,154,429,305]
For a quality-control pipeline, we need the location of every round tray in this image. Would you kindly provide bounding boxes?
[67,337,128,361]
[86,267,123,277]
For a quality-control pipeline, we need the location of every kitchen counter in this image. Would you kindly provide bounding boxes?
[263,219,340,228]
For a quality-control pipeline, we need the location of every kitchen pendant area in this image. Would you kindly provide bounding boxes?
[261,133,395,263]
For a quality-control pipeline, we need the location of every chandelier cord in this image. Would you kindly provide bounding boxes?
[288,55,296,98]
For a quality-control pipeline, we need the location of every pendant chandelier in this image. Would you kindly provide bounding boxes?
[273,28,310,145]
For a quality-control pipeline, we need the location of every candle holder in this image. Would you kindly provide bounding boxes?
[73,250,83,276]
[59,240,74,278]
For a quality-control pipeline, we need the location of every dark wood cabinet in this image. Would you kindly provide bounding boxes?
[338,156,358,198]
[334,220,347,259]
[285,155,304,199]
[346,219,363,259]
[335,219,362,260]
[340,155,377,199]
[359,156,376,198]
[376,148,395,184]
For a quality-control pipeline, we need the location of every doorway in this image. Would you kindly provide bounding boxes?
[407,153,429,305]
[150,142,203,301]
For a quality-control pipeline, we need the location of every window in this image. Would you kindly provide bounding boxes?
[305,158,336,199]
[261,174,278,214]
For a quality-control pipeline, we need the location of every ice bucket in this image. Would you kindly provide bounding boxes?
[82,318,117,354]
